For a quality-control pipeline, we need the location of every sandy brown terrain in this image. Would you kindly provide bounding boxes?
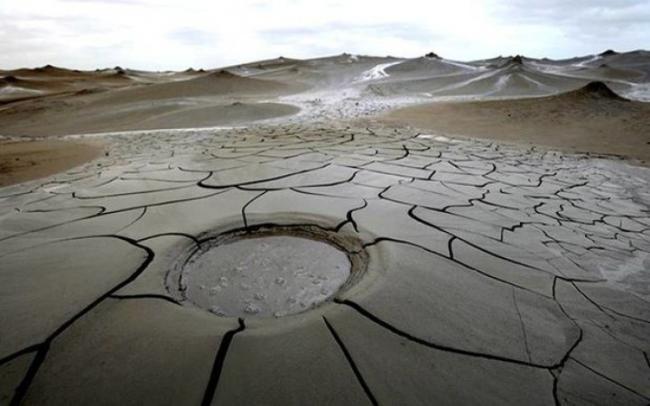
[383,82,650,163]
[0,140,102,186]
[0,70,303,138]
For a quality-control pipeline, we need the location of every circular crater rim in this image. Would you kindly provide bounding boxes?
[166,225,368,319]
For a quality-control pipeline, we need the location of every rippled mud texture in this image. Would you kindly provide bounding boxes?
[1,121,650,405]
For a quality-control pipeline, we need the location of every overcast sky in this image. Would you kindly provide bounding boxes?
[1,0,649,70]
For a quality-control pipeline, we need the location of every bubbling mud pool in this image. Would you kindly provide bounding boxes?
[173,234,354,318]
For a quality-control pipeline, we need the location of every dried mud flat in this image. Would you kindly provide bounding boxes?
[1,123,649,405]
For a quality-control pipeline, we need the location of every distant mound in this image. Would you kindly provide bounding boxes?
[425,52,441,59]
[93,69,296,104]
[563,81,627,101]
[0,75,21,86]
[496,55,524,69]
[599,49,618,57]
[31,64,85,77]
[74,88,105,96]
[34,64,60,72]
[239,56,302,70]
[0,75,56,93]
[209,69,238,78]
[384,56,473,77]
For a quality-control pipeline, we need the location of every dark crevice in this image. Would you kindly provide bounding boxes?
[198,163,330,189]
[335,298,553,369]
[115,206,147,234]
[74,184,195,199]
[569,282,616,321]
[117,176,203,184]
[570,357,650,400]
[343,199,368,233]
[511,288,532,363]
[241,190,267,230]
[550,370,560,406]
[201,318,246,406]
[10,343,50,406]
[0,344,43,368]
[108,293,180,306]
[137,232,200,245]
[447,236,456,260]
[323,316,378,406]
[239,167,360,191]
[21,205,106,214]
[550,291,584,374]
[289,187,361,200]
[601,306,650,324]
[340,165,425,181]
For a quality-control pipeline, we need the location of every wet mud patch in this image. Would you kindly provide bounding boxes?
[167,225,368,318]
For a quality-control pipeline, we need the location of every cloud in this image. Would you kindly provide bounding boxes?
[0,0,648,70]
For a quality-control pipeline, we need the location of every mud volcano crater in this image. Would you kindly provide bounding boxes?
[167,225,367,318]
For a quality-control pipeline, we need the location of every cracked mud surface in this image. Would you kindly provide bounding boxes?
[1,123,649,405]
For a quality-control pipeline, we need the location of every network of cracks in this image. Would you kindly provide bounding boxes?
[1,124,649,405]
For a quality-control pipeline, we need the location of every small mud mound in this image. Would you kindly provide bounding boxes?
[74,88,105,96]
[0,76,22,86]
[210,69,239,78]
[2,75,19,83]
[600,49,618,57]
[32,64,77,76]
[569,81,627,101]
[492,55,525,69]
[34,64,56,72]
